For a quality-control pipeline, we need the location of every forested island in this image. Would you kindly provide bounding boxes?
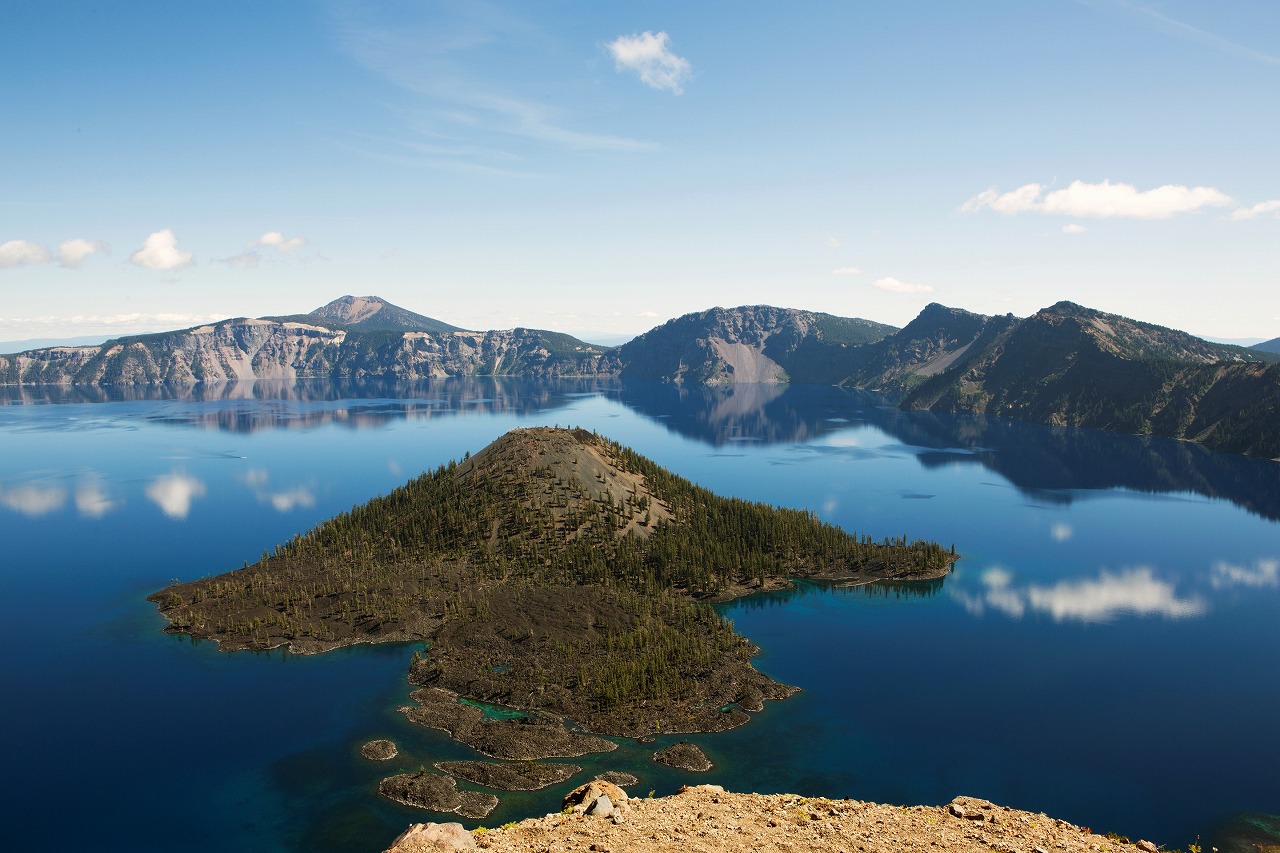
[151,427,954,745]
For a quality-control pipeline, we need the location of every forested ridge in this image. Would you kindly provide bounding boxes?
[151,427,952,733]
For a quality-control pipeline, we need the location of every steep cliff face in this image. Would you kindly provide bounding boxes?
[0,319,346,385]
[0,321,617,384]
[617,305,895,384]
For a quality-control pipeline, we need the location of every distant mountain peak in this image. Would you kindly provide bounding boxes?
[268,295,465,334]
[312,295,391,325]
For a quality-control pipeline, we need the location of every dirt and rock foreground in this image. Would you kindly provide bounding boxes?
[387,785,1171,853]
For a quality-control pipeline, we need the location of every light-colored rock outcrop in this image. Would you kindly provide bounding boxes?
[387,787,1168,853]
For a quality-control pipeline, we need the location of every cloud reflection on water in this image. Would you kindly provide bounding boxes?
[1210,558,1279,589]
[239,468,316,513]
[955,565,1207,623]
[0,482,67,516]
[145,473,207,520]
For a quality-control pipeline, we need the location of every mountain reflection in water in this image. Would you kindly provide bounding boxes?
[5,377,1272,520]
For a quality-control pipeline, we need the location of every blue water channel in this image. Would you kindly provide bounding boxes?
[0,379,1276,851]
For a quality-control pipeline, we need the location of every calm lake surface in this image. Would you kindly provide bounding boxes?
[1,379,1276,852]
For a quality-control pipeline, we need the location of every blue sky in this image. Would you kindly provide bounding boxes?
[2,0,1277,344]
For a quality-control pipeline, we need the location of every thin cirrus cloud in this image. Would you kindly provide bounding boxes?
[954,565,1206,623]
[145,472,207,520]
[130,229,195,271]
[607,31,692,94]
[830,267,863,276]
[961,179,1234,220]
[872,276,934,294]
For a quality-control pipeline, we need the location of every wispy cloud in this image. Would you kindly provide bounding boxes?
[1227,200,1280,221]
[130,229,195,271]
[872,276,934,294]
[607,31,691,94]
[330,4,652,168]
[962,180,1233,220]
[0,311,224,338]
[1080,0,1280,66]
[830,267,863,276]
[1062,224,1087,235]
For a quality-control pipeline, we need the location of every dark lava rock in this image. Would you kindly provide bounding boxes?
[435,760,581,791]
[651,741,712,772]
[401,687,616,760]
[378,770,498,819]
[360,739,398,760]
[594,771,639,787]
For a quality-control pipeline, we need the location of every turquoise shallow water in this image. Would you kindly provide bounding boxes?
[0,379,1276,851]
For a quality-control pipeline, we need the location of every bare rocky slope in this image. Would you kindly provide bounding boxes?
[0,296,618,384]
[386,785,1183,853]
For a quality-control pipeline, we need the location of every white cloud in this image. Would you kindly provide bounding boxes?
[1062,224,1087,235]
[0,240,52,269]
[1227,200,1280,221]
[0,482,66,516]
[872,276,935,294]
[1211,558,1280,589]
[638,310,660,318]
[252,231,307,253]
[830,267,863,276]
[220,251,262,269]
[607,31,691,94]
[1050,522,1073,542]
[962,179,1234,220]
[130,229,195,271]
[145,473,207,519]
[825,236,842,248]
[58,238,110,269]
[75,479,116,518]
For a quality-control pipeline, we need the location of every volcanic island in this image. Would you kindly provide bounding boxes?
[150,427,955,814]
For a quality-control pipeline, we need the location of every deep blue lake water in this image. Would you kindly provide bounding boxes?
[1,379,1276,852]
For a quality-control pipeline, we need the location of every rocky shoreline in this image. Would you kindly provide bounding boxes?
[386,785,1180,853]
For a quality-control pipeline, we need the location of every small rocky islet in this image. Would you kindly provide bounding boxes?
[149,427,954,814]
